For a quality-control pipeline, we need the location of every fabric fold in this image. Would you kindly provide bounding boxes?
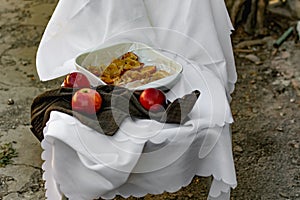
[31,85,200,141]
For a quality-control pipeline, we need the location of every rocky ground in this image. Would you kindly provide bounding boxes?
[0,0,299,200]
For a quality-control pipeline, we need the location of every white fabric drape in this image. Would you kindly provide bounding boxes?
[37,0,238,199]
[36,0,236,95]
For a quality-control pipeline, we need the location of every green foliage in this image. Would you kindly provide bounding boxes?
[0,142,18,167]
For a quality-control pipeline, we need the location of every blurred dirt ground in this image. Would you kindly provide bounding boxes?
[0,0,299,199]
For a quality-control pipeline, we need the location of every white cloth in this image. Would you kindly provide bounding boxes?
[42,112,236,200]
[36,0,236,95]
[37,0,238,199]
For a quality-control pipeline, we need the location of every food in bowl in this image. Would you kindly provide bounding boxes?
[75,42,183,91]
[86,51,171,88]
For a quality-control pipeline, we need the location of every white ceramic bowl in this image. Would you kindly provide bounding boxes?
[75,42,183,91]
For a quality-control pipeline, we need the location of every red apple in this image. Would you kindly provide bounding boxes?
[64,72,91,88]
[72,88,102,114]
[139,88,166,112]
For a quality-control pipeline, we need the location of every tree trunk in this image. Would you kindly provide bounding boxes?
[226,0,268,35]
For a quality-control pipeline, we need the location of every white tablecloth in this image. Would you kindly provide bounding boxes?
[36,0,238,199]
[42,112,236,200]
